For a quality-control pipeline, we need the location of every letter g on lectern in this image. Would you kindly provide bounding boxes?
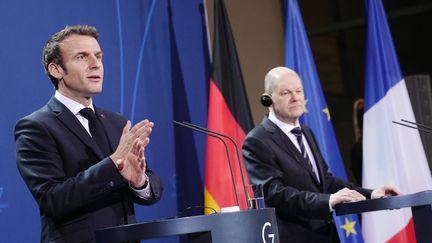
[261,222,274,243]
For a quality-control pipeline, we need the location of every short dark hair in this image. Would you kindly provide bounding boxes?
[42,25,99,89]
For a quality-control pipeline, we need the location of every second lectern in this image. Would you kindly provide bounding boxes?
[335,190,432,243]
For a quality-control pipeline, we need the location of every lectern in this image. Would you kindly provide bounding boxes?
[95,208,279,243]
[335,190,432,243]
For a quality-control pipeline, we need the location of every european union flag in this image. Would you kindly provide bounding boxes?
[284,0,363,242]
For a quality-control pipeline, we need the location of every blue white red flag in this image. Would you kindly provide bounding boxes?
[363,0,432,242]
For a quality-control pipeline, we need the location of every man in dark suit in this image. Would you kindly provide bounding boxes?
[15,25,163,243]
[242,66,399,242]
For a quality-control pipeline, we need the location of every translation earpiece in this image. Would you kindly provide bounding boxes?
[260,93,273,107]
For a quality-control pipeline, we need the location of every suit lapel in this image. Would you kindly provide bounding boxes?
[48,97,105,159]
[94,108,116,153]
[301,125,325,187]
[262,118,317,175]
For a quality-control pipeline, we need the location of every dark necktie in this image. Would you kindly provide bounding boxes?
[291,127,318,181]
[79,108,111,156]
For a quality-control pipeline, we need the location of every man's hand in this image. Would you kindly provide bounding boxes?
[330,187,366,208]
[110,119,154,187]
[115,138,147,187]
[371,185,401,199]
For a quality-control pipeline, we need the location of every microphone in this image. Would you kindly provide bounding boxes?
[401,119,432,132]
[173,120,242,209]
[181,121,249,207]
[392,119,432,134]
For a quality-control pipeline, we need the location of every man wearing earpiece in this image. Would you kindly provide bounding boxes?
[242,66,399,242]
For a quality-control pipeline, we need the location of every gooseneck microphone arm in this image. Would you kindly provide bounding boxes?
[392,120,432,134]
[181,121,250,205]
[173,121,240,208]
[401,119,432,132]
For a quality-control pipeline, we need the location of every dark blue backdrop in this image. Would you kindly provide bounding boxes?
[0,0,209,242]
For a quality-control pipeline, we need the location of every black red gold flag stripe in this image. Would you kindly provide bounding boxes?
[204,0,254,213]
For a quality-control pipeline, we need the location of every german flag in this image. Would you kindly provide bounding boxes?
[204,0,254,213]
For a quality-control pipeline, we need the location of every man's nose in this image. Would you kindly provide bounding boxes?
[291,92,301,101]
[88,55,101,69]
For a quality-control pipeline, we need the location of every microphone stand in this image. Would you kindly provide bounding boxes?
[173,121,241,209]
[181,121,250,206]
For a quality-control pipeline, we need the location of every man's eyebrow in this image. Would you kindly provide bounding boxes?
[75,51,88,56]
[73,50,103,56]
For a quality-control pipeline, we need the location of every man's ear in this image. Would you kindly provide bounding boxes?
[48,63,64,80]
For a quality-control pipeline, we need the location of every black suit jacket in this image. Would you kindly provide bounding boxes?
[15,97,163,243]
[242,117,370,242]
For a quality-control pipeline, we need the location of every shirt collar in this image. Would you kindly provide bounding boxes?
[268,112,300,135]
[54,91,94,115]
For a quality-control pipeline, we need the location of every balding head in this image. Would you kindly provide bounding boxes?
[264,67,301,95]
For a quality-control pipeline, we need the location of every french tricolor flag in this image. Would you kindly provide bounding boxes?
[362,0,432,242]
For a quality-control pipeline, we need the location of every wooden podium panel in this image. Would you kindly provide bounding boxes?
[95,208,279,243]
[335,190,432,243]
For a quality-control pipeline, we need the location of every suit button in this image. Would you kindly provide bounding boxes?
[108,181,115,187]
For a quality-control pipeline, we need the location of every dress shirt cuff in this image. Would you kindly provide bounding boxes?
[329,194,334,212]
[130,174,152,199]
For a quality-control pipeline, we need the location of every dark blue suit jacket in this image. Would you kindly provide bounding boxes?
[15,97,163,243]
[243,117,370,242]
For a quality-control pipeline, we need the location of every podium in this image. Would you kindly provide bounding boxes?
[335,190,432,243]
[95,208,279,243]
